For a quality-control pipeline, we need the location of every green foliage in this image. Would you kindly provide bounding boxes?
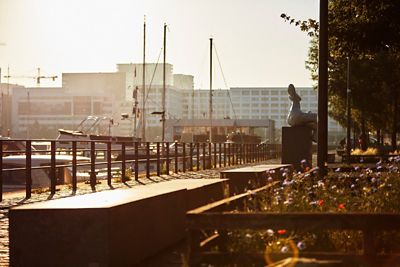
[282,1,400,144]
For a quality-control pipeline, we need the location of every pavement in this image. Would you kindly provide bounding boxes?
[0,158,280,266]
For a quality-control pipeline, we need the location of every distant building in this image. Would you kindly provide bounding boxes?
[180,87,344,143]
[173,74,194,90]
[11,72,126,138]
[0,83,24,136]
[5,64,345,143]
[116,63,193,140]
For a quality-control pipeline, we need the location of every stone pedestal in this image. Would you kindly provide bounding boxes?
[282,126,312,170]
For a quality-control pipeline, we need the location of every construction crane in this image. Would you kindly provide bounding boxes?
[3,67,58,86]
[2,67,57,138]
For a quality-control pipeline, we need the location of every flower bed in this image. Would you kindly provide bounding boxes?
[222,156,400,263]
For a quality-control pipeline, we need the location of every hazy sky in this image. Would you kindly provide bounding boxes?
[0,0,319,89]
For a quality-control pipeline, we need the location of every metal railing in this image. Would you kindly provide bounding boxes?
[0,139,270,202]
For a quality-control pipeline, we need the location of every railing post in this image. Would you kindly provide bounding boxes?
[218,143,222,168]
[189,143,193,171]
[146,142,150,178]
[175,142,178,173]
[156,142,161,176]
[235,143,239,165]
[50,141,56,194]
[231,143,236,165]
[134,142,139,181]
[166,142,170,175]
[202,143,206,170]
[72,141,77,192]
[240,143,243,164]
[121,142,126,182]
[107,141,112,187]
[196,143,200,171]
[228,143,231,166]
[26,140,32,199]
[245,144,248,163]
[89,142,96,190]
[223,143,226,167]
[250,144,254,163]
[213,143,217,168]
[0,140,3,202]
[208,142,212,169]
[182,143,186,173]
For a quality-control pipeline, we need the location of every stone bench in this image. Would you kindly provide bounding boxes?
[220,164,292,194]
[9,178,227,267]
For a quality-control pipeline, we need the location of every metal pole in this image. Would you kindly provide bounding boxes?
[346,57,352,164]
[26,140,32,199]
[72,141,77,192]
[209,38,213,143]
[107,141,112,187]
[90,142,96,190]
[141,17,146,142]
[162,23,167,142]
[134,142,139,180]
[50,141,56,194]
[157,142,161,176]
[146,142,150,178]
[0,140,3,202]
[182,143,186,172]
[190,143,193,171]
[121,142,126,182]
[166,142,170,174]
[317,0,329,175]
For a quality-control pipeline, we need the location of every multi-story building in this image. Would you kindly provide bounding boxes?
[180,87,345,143]
[10,72,125,138]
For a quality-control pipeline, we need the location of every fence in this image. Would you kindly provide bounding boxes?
[0,139,269,202]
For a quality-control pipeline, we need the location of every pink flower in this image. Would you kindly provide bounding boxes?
[318,199,325,206]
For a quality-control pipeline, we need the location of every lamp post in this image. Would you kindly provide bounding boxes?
[346,57,352,164]
[317,0,329,175]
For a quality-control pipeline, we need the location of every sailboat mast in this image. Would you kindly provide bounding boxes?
[209,38,213,143]
[141,17,146,142]
[162,23,167,142]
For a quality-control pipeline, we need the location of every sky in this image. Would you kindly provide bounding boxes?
[0,0,319,89]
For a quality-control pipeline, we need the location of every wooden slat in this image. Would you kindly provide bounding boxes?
[193,251,400,265]
[187,212,400,231]
[187,181,278,214]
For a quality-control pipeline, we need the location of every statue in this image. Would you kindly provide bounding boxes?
[287,84,317,142]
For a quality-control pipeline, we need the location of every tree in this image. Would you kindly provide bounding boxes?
[282,0,400,150]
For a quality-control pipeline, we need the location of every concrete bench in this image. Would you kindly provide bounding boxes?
[220,164,292,194]
[9,178,227,267]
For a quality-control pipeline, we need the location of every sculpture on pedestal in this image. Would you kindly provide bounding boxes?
[287,84,317,142]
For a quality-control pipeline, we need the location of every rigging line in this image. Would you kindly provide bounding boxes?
[213,43,238,120]
[144,47,163,106]
[142,48,177,119]
[213,43,229,89]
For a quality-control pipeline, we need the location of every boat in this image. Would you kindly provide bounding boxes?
[57,116,140,150]
[1,138,91,192]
